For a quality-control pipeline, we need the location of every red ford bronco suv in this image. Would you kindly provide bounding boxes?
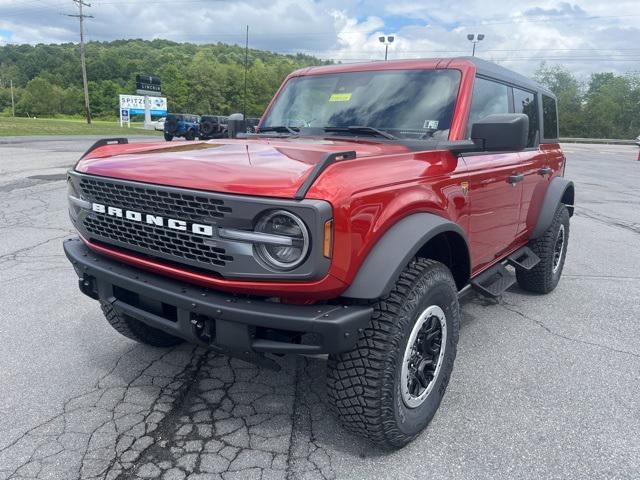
[64,57,574,449]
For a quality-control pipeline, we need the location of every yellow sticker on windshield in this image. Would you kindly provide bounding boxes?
[329,93,352,102]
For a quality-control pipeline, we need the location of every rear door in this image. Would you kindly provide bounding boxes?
[462,77,523,272]
[512,87,546,242]
[516,91,567,239]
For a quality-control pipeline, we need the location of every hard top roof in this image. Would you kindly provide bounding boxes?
[294,57,555,99]
[467,57,555,98]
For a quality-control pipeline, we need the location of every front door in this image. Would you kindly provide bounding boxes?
[462,153,523,272]
[463,76,524,273]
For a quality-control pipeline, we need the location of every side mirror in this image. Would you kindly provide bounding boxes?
[471,114,528,152]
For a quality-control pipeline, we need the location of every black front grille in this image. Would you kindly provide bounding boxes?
[78,177,234,269]
[84,215,233,267]
[79,177,232,221]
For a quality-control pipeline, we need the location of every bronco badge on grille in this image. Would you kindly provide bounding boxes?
[91,202,214,237]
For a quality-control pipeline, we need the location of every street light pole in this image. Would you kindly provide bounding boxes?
[467,33,485,57]
[378,35,395,61]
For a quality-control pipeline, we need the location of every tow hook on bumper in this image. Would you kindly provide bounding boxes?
[63,238,373,365]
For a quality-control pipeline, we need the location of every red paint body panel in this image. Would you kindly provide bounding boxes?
[460,152,524,272]
[77,139,409,198]
[75,58,564,300]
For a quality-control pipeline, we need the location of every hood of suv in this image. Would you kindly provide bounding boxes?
[75,138,410,198]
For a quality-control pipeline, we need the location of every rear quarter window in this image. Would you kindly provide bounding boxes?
[542,95,559,139]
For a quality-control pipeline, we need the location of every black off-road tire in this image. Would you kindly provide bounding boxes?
[163,132,174,141]
[327,258,460,449]
[185,129,196,141]
[517,205,570,294]
[100,301,183,347]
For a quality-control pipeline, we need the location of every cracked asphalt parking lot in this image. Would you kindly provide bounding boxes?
[1,137,639,480]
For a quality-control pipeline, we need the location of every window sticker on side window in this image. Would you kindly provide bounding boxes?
[423,120,439,129]
[329,93,352,102]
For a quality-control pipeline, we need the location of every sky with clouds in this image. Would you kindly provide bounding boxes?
[1,0,639,77]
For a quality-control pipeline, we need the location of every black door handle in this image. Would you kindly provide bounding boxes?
[508,174,524,184]
[538,167,553,175]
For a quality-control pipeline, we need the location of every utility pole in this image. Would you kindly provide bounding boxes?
[10,79,15,117]
[66,0,93,124]
[243,25,249,121]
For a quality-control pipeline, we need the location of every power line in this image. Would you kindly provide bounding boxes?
[64,0,93,124]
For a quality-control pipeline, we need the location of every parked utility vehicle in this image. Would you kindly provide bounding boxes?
[198,115,228,140]
[163,113,199,141]
[64,58,573,448]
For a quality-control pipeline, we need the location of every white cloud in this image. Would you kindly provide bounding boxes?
[0,0,639,77]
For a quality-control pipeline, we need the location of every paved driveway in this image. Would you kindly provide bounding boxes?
[0,138,638,479]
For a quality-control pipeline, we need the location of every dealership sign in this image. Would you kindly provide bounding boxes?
[119,94,167,127]
[136,74,161,96]
[119,94,167,115]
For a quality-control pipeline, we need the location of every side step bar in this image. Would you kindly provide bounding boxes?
[507,246,540,271]
[470,246,540,298]
[471,263,516,298]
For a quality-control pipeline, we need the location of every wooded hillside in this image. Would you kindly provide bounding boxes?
[0,39,327,119]
[0,39,638,139]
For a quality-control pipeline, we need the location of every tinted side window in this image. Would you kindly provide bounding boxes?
[468,77,510,136]
[513,88,539,147]
[542,95,559,139]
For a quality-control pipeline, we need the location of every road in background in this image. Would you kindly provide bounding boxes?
[0,139,638,479]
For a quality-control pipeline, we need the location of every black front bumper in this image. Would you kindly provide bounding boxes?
[63,238,372,358]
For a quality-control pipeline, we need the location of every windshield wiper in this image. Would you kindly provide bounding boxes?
[257,125,300,135]
[323,126,397,140]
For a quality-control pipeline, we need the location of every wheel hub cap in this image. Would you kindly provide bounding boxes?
[401,305,447,409]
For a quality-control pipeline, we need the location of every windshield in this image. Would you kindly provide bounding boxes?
[262,69,461,140]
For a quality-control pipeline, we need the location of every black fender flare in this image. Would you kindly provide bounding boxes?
[341,213,470,299]
[531,177,575,239]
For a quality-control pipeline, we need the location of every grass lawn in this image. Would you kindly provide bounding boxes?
[0,116,163,137]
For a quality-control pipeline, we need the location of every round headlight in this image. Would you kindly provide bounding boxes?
[255,210,310,270]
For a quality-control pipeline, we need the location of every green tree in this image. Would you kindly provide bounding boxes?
[59,86,83,115]
[0,86,18,116]
[15,76,62,116]
[534,63,584,137]
[583,73,638,138]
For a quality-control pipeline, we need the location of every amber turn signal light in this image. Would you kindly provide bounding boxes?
[323,220,333,258]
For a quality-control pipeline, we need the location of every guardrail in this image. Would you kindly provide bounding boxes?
[560,137,638,145]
